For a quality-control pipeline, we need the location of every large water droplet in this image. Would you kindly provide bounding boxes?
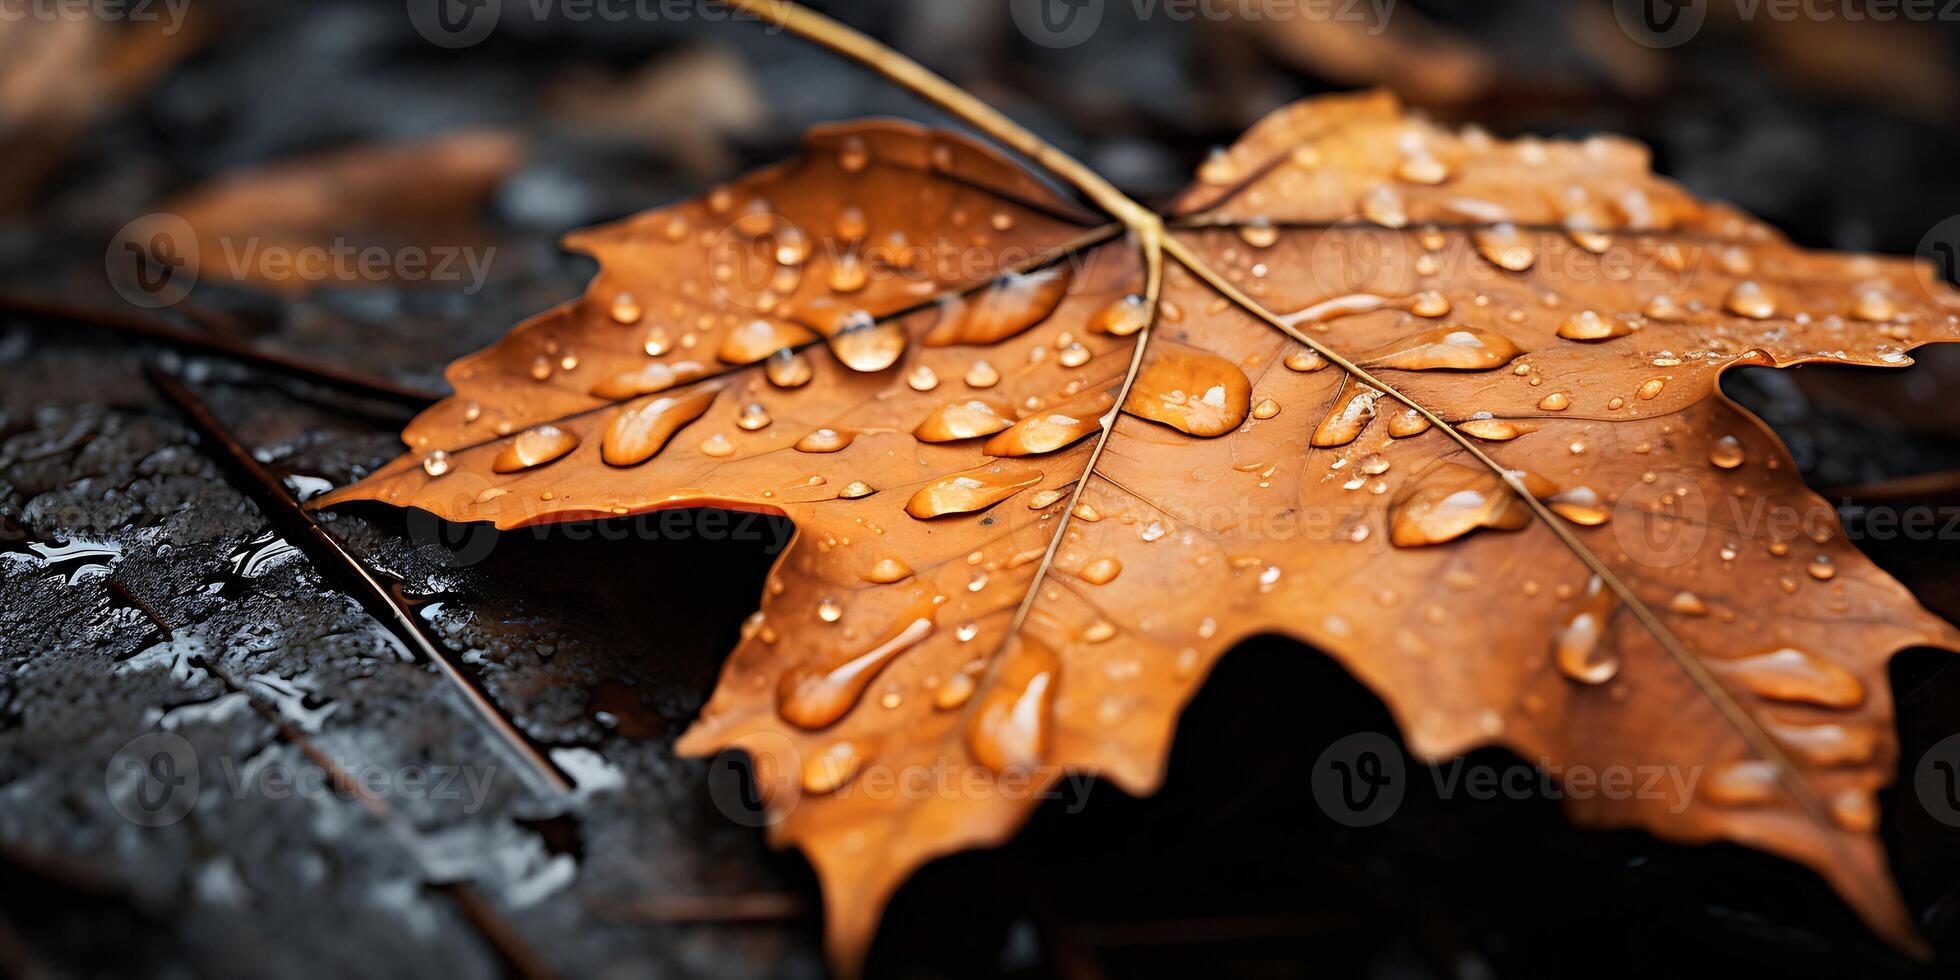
[601,388,717,466]
[1386,407,1430,437]
[1197,148,1239,185]
[1851,286,1898,322]
[1284,349,1328,372]
[1708,648,1865,708]
[824,309,907,373]
[590,359,709,399]
[1474,223,1536,271]
[765,348,813,388]
[1556,310,1634,341]
[1388,462,1536,547]
[777,615,934,729]
[837,134,871,173]
[982,399,1108,457]
[1700,760,1782,806]
[795,427,855,453]
[827,252,867,293]
[1410,290,1452,318]
[1238,218,1278,249]
[1078,557,1122,585]
[1554,576,1619,685]
[924,267,1071,346]
[609,292,642,324]
[935,669,978,710]
[1312,384,1381,448]
[1458,418,1533,441]
[1358,327,1521,372]
[1089,294,1151,337]
[1709,435,1745,469]
[915,398,1013,442]
[1123,348,1251,437]
[967,637,1061,774]
[1766,719,1878,766]
[736,402,772,431]
[1725,280,1776,320]
[493,425,579,473]
[802,740,865,794]
[834,206,868,241]
[642,325,672,356]
[1547,486,1610,525]
[905,464,1044,518]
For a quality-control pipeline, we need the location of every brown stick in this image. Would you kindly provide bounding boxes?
[144,366,572,797]
[1,290,441,408]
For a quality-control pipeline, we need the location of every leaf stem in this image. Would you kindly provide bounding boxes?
[715,0,1161,235]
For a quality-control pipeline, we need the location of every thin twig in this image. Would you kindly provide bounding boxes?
[144,366,573,797]
[1821,470,1960,502]
[595,892,810,924]
[0,290,441,408]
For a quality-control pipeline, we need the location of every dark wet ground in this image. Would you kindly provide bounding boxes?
[5,1,1960,977]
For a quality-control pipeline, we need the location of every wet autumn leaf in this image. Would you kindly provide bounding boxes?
[321,90,1960,971]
